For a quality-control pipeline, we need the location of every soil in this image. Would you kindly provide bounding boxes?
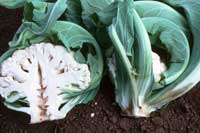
[0,7,200,133]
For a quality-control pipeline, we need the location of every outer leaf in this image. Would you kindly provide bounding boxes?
[80,0,121,29]
[80,0,123,59]
[142,17,190,88]
[146,0,200,110]
[23,0,68,34]
[0,0,26,9]
[134,1,188,34]
[109,0,153,116]
[63,0,83,25]
[133,1,190,88]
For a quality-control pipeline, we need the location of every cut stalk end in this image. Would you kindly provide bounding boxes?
[122,104,155,118]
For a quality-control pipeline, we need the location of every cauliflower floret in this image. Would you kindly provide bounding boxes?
[0,43,91,123]
[108,52,167,83]
[152,52,167,82]
[108,55,117,81]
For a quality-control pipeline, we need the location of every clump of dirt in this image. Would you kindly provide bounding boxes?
[0,7,200,133]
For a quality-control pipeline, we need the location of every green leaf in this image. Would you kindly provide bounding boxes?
[108,0,153,115]
[81,0,121,29]
[63,0,83,25]
[134,1,188,34]
[0,0,26,9]
[23,0,68,34]
[142,17,190,87]
[146,0,200,110]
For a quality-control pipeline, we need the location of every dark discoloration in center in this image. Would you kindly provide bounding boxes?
[37,63,49,120]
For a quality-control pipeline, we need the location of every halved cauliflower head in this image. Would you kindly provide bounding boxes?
[0,43,91,123]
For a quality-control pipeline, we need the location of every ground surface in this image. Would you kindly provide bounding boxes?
[0,7,200,133]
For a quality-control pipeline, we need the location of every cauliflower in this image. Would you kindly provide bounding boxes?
[152,52,167,82]
[108,52,167,83]
[0,43,91,123]
[108,55,117,81]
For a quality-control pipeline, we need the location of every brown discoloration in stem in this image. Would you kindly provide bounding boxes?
[37,64,49,120]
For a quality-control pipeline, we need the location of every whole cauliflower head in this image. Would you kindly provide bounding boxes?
[0,43,91,123]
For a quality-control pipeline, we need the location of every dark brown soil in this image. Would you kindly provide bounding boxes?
[0,7,200,133]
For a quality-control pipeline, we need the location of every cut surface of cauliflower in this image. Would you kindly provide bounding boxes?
[0,43,91,123]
